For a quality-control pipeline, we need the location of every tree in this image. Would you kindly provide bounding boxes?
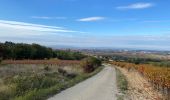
[0,41,85,60]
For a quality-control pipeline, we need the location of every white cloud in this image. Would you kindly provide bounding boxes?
[31,16,67,20]
[0,19,89,46]
[77,17,105,22]
[1,20,170,50]
[0,20,77,34]
[117,3,154,10]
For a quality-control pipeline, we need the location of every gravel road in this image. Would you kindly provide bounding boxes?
[48,64,118,100]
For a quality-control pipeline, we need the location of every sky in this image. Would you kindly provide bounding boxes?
[0,0,170,50]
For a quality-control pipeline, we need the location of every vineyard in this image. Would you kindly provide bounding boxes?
[0,58,102,100]
[2,59,81,66]
[110,61,170,99]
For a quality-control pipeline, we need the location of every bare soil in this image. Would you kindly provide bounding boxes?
[117,67,164,100]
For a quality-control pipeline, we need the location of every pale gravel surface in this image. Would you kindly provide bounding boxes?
[117,67,164,100]
[48,64,118,100]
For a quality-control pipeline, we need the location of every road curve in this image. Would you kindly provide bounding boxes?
[48,64,118,100]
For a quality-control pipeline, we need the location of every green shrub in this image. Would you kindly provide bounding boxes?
[116,69,128,92]
[13,74,58,96]
[0,84,16,100]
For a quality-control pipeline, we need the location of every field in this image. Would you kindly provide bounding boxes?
[111,61,170,99]
[1,59,81,65]
[0,59,102,100]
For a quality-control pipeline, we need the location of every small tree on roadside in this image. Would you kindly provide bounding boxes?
[81,57,101,73]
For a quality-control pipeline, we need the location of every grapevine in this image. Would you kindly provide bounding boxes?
[110,61,170,99]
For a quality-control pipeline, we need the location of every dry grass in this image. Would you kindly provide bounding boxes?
[117,67,164,100]
[0,59,82,78]
[0,59,102,100]
[2,59,80,65]
[0,60,82,100]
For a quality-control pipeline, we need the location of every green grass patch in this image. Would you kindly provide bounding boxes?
[116,68,128,100]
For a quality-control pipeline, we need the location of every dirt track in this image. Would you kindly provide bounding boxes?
[48,65,118,100]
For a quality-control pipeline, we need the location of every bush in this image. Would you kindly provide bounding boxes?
[44,66,50,71]
[81,57,101,73]
[58,68,67,76]
[57,68,77,78]
[0,91,10,100]
[13,74,58,96]
[65,72,77,78]
[0,84,16,100]
[0,57,2,64]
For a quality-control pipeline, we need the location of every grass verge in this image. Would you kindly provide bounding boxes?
[115,68,128,100]
[14,66,103,100]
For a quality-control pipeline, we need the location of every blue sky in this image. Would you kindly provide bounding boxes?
[0,0,170,50]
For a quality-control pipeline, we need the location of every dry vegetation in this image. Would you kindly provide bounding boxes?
[115,68,128,100]
[111,61,170,100]
[2,59,81,66]
[0,59,102,100]
[0,42,102,100]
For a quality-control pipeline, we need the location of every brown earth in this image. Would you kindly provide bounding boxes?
[117,67,165,100]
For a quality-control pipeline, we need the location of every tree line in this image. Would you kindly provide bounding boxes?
[0,41,85,60]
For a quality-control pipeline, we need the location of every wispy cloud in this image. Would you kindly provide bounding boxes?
[0,19,89,45]
[0,20,77,34]
[31,16,67,20]
[116,2,154,10]
[77,17,105,22]
[1,20,170,50]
